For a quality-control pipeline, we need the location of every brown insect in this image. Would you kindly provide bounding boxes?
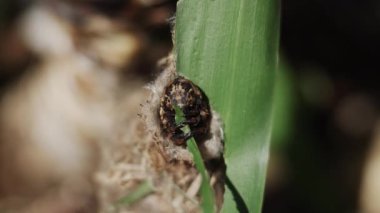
[158,76,211,145]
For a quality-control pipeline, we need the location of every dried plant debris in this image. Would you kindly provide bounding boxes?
[97,54,226,212]
[96,87,201,212]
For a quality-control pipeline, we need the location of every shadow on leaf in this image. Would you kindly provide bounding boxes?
[226,176,249,213]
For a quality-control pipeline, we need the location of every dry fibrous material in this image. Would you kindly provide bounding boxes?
[98,53,226,212]
[97,54,201,212]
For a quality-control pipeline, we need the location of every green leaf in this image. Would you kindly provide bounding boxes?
[188,138,215,212]
[117,180,154,206]
[174,106,215,212]
[175,0,280,212]
[271,59,296,150]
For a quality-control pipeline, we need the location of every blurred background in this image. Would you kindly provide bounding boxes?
[0,0,379,212]
[265,0,380,212]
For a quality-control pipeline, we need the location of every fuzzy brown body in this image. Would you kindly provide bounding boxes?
[158,76,211,145]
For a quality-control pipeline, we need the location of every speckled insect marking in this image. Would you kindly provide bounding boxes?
[158,76,211,145]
